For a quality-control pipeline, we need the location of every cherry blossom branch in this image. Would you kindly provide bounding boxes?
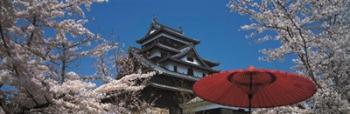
[27,16,37,47]
[275,1,321,88]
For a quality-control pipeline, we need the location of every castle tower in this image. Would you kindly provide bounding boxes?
[127,19,219,113]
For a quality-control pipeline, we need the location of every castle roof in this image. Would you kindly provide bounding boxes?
[129,47,200,81]
[136,20,200,45]
[135,20,219,73]
[157,46,219,70]
[140,42,180,53]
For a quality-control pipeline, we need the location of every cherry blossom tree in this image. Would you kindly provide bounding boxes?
[229,0,350,113]
[0,0,155,113]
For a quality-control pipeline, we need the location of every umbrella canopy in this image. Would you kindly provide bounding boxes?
[193,66,317,113]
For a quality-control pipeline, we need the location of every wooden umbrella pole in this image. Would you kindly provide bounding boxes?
[248,95,252,114]
[248,73,253,114]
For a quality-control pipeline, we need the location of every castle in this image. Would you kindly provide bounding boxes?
[125,19,247,114]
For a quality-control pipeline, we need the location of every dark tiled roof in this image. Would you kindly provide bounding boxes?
[163,58,219,73]
[150,83,193,93]
[140,43,180,53]
[129,47,200,81]
[158,46,220,69]
[202,59,220,67]
[136,21,200,45]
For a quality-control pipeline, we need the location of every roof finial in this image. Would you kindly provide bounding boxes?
[152,16,158,24]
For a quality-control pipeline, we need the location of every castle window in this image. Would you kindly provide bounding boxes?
[173,65,177,72]
[187,68,193,76]
[187,56,194,62]
[161,52,167,57]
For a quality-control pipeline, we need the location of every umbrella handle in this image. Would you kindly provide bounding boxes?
[248,94,252,114]
[249,73,253,114]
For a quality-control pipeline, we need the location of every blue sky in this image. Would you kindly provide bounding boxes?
[76,0,294,75]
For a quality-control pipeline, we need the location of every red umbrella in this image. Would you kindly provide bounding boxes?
[193,66,317,114]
